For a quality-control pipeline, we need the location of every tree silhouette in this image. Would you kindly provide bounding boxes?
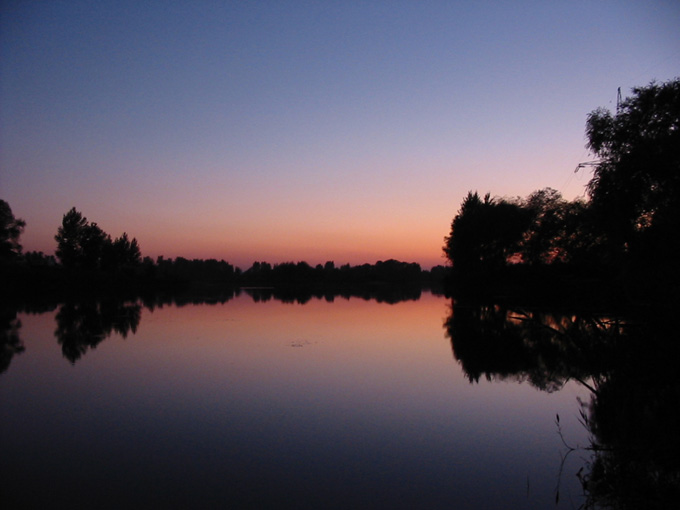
[102,232,141,271]
[585,79,680,258]
[55,208,106,269]
[55,208,141,271]
[0,199,26,261]
[521,188,569,264]
[443,191,531,273]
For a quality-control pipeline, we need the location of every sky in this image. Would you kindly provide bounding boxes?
[1,1,678,269]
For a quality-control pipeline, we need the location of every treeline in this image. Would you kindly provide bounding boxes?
[1,201,446,298]
[148,256,434,289]
[443,78,680,304]
[442,188,613,303]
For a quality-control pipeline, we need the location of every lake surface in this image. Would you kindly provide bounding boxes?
[1,291,591,509]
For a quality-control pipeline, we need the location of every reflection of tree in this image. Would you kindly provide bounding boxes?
[140,289,237,311]
[55,300,141,363]
[0,308,24,374]
[444,301,680,508]
[444,301,620,391]
[577,311,680,509]
[243,285,421,305]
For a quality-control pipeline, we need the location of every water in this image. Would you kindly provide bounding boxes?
[1,291,590,509]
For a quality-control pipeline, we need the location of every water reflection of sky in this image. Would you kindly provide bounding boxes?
[2,293,589,509]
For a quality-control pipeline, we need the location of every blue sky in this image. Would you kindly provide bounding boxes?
[1,1,678,268]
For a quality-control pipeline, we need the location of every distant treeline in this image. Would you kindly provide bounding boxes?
[152,257,434,286]
[3,252,448,299]
[144,256,446,291]
[1,202,448,299]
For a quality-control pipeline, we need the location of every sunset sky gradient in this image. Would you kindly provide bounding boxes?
[2,1,678,268]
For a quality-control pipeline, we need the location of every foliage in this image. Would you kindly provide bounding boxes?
[443,188,606,278]
[520,188,584,264]
[55,208,103,268]
[55,207,141,271]
[155,256,237,285]
[443,79,680,299]
[239,258,422,287]
[585,78,680,254]
[443,192,531,273]
[102,232,141,270]
[0,199,26,260]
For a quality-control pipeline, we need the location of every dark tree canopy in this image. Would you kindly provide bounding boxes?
[519,188,599,266]
[520,188,568,265]
[102,232,141,270]
[55,207,141,271]
[585,78,680,251]
[0,199,26,261]
[444,78,680,299]
[55,208,104,269]
[443,187,614,295]
[443,192,531,273]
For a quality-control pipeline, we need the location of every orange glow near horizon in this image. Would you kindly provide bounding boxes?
[138,224,448,267]
[4,2,678,273]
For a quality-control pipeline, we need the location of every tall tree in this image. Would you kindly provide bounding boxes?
[55,208,108,269]
[443,192,531,273]
[0,200,26,261]
[585,78,680,254]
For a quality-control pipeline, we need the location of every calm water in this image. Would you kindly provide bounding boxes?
[1,291,590,509]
